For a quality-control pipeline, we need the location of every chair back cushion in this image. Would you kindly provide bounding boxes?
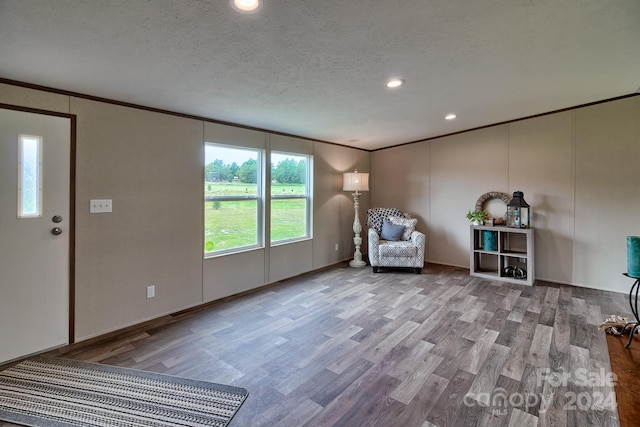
[388,215,418,241]
[367,208,403,234]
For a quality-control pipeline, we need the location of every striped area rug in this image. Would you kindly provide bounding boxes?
[0,356,248,426]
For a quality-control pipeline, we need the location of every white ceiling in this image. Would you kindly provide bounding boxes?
[1,0,639,151]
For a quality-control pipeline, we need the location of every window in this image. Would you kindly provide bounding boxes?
[270,152,311,244]
[17,134,43,218]
[204,144,263,256]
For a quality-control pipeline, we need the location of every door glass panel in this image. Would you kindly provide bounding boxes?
[18,135,42,218]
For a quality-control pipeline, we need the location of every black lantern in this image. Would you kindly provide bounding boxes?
[506,191,530,228]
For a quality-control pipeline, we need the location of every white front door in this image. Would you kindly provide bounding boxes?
[0,108,71,364]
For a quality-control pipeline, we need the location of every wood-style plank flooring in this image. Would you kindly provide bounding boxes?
[6,263,634,426]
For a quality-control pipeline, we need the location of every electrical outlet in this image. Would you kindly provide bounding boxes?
[90,199,113,213]
[146,285,155,299]
[335,243,339,252]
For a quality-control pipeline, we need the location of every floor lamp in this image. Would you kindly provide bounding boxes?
[343,170,369,267]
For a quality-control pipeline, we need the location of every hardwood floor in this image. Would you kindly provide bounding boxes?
[5,262,633,426]
[606,333,640,427]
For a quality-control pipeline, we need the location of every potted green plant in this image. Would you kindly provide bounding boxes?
[466,210,488,226]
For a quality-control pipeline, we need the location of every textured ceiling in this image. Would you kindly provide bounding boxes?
[0,0,639,150]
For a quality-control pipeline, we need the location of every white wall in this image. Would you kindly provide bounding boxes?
[372,95,640,293]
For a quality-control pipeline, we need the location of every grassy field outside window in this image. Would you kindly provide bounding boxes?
[270,152,310,244]
[204,144,311,255]
[204,144,262,255]
[205,182,308,253]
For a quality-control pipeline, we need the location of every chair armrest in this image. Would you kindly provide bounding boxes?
[368,227,380,242]
[410,230,426,264]
[410,230,425,246]
[368,228,380,265]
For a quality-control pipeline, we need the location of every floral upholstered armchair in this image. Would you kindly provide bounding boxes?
[366,208,426,274]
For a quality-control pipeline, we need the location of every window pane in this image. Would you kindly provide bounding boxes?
[204,143,262,255]
[205,145,258,197]
[271,153,307,196]
[271,199,307,242]
[18,135,42,218]
[270,152,310,243]
[205,200,258,253]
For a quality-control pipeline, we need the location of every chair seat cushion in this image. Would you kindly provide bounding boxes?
[379,240,418,257]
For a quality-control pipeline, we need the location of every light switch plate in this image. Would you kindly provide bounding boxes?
[90,199,112,213]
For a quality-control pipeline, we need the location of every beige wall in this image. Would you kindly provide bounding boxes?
[574,97,640,293]
[71,98,205,339]
[5,79,636,344]
[371,142,431,255]
[1,84,369,342]
[313,142,370,266]
[0,83,69,113]
[508,112,574,284]
[200,123,369,304]
[372,96,640,293]
[430,126,509,267]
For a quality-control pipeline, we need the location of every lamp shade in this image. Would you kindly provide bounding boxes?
[343,171,369,192]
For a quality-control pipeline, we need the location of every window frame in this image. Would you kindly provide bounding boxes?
[269,151,313,246]
[204,143,264,257]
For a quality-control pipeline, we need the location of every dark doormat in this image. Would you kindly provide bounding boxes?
[0,356,248,426]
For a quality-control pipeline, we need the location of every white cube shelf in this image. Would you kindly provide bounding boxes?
[470,225,535,286]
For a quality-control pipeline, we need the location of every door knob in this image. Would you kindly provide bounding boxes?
[51,227,63,236]
[52,215,63,223]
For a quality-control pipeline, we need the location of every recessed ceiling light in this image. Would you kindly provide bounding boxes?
[445,113,457,120]
[386,79,404,88]
[231,0,260,13]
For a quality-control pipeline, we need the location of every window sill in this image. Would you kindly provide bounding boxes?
[204,245,264,259]
[270,237,312,248]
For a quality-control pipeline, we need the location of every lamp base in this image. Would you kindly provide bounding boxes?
[349,259,367,268]
[348,191,367,268]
